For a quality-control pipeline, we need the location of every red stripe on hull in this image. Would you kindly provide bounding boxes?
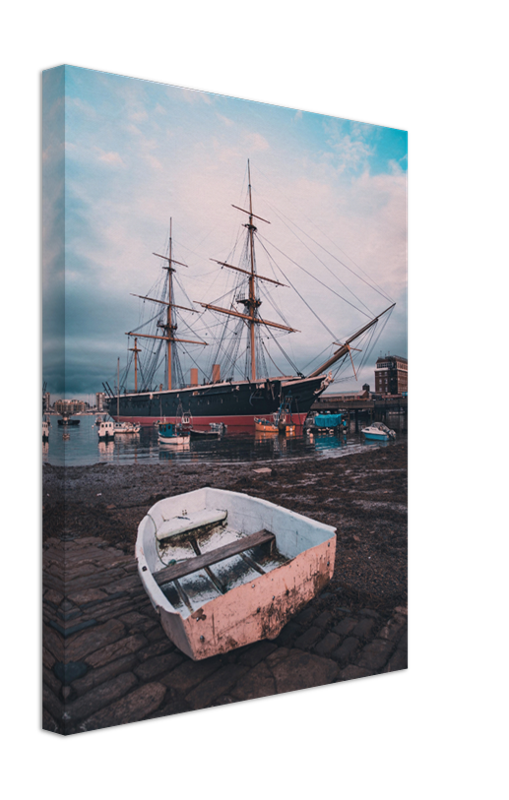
[112,412,308,433]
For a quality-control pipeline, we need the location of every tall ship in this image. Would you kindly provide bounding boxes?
[104,163,395,431]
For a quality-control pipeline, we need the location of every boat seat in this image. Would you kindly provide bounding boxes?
[154,529,275,585]
[156,509,228,542]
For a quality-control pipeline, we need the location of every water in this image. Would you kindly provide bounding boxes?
[42,414,406,467]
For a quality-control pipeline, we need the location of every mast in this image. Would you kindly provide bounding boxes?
[197,161,295,383]
[128,337,141,392]
[117,357,120,419]
[126,221,208,392]
[307,303,396,378]
[167,219,174,390]
[247,160,257,381]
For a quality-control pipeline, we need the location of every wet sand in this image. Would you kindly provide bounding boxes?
[43,442,407,613]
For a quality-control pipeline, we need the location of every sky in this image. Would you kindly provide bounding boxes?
[42,65,407,401]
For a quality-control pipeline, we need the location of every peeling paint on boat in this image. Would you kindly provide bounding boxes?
[136,487,336,660]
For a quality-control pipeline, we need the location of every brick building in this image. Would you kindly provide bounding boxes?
[54,398,87,416]
[375,355,408,395]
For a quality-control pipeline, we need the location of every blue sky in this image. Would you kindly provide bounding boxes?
[42,65,407,400]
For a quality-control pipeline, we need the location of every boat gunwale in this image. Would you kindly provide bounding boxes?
[136,487,336,621]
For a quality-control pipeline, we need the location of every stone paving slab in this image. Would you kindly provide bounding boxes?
[43,534,408,735]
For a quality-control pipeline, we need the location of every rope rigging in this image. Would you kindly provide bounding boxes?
[112,166,396,394]
[256,235,340,342]
[253,163,395,304]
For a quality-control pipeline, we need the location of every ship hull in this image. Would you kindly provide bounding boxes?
[106,375,327,432]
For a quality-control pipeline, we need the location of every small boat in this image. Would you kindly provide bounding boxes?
[58,417,80,426]
[361,421,396,441]
[255,400,295,436]
[254,417,278,433]
[308,412,348,433]
[114,421,141,434]
[189,426,221,439]
[136,488,336,660]
[158,422,190,445]
[42,419,50,442]
[98,420,115,440]
[209,422,227,433]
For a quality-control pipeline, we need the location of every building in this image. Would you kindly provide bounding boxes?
[96,392,106,412]
[375,355,408,395]
[54,398,87,416]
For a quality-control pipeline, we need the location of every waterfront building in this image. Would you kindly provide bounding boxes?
[375,355,408,395]
[54,398,87,416]
[96,392,106,412]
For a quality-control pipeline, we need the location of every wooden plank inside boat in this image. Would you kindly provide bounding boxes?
[154,529,275,585]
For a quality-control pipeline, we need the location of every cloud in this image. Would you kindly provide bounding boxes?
[244,132,270,151]
[48,68,407,397]
[95,148,125,166]
[323,121,374,174]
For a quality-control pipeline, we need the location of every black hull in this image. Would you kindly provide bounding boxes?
[106,375,328,431]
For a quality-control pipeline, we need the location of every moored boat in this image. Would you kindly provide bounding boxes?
[255,400,295,435]
[42,418,50,442]
[158,422,190,445]
[209,422,227,433]
[136,488,336,660]
[254,417,278,433]
[189,426,221,439]
[361,421,396,441]
[114,421,141,434]
[309,412,348,433]
[98,420,115,440]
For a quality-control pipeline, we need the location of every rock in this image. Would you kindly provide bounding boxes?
[66,619,126,662]
[185,664,249,710]
[86,632,148,669]
[67,672,137,722]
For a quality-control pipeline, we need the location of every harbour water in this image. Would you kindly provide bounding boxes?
[43,414,406,467]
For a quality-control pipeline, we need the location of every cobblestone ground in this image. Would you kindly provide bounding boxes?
[43,445,407,734]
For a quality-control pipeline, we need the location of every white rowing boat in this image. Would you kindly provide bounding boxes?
[136,488,336,660]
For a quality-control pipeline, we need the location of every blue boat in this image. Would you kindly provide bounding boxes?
[310,412,348,432]
[361,422,396,441]
[158,422,190,446]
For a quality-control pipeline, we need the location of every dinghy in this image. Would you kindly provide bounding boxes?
[136,488,336,660]
[189,425,222,439]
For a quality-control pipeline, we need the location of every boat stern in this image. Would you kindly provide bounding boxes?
[137,487,337,661]
[158,534,335,660]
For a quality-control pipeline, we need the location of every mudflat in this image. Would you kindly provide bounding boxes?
[44,443,407,610]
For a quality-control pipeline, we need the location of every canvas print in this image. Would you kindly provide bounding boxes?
[42,66,408,735]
